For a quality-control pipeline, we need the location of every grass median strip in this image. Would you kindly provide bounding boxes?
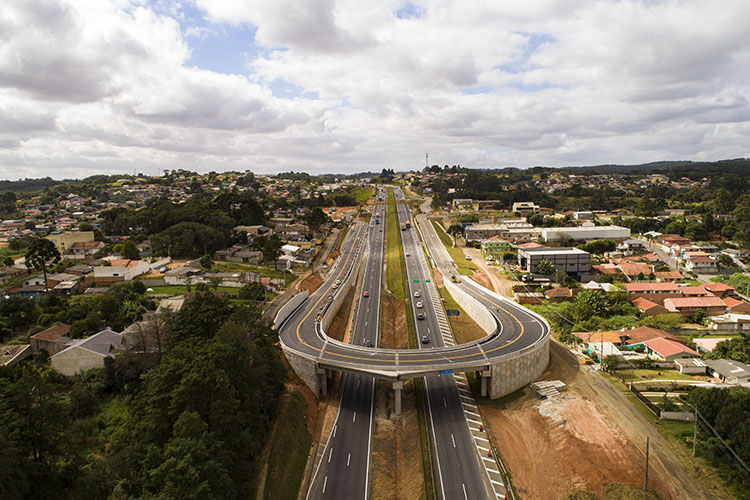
[429,219,477,275]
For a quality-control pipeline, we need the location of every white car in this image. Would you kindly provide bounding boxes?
[414,291,421,298]
[416,301,423,309]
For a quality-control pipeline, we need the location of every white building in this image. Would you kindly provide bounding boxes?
[51,329,125,376]
[541,225,630,242]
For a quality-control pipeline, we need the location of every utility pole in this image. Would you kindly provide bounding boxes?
[644,436,650,491]
[693,405,698,456]
[425,153,428,169]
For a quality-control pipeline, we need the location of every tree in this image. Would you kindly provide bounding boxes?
[602,355,620,372]
[238,283,266,302]
[303,207,328,232]
[120,240,140,260]
[262,235,283,270]
[24,237,61,292]
[574,289,608,316]
[199,254,213,271]
[447,224,463,243]
[536,259,555,275]
[3,256,13,266]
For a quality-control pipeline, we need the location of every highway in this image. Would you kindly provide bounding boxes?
[393,187,491,499]
[306,189,387,500]
[278,186,549,500]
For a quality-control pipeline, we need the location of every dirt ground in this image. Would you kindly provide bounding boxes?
[299,272,323,294]
[380,293,408,348]
[480,342,730,500]
[371,291,423,499]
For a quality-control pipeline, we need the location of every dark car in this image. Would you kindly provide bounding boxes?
[421,335,429,344]
[364,339,373,347]
[416,312,425,320]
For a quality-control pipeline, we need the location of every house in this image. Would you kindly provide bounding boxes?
[654,271,684,283]
[451,199,474,211]
[625,282,680,295]
[616,262,652,281]
[622,326,688,346]
[684,256,718,274]
[581,281,617,293]
[53,280,80,297]
[663,296,727,316]
[544,287,576,302]
[51,328,125,376]
[46,231,95,253]
[692,337,731,354]
[724,297,750,314]
[8,285,45,298]
[703,283,735,299]
[617,239,646,253]
[632,297,669,316]
[30,323,72,355]
[70,240,106,259]
[674,358,707,375]
[215,244,263,264]
[0,344,31,367]
[708,313,750,332]
[642,337,700,361]
[704,359,750,384]
[481,236,512,255]
[678,286,713,298]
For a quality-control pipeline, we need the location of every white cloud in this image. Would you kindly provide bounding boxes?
[0,0,749,179]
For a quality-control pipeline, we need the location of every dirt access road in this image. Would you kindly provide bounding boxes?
[480,341,730,500]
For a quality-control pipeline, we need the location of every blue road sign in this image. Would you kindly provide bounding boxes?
[439,369,453,374]
[446,309,460,316]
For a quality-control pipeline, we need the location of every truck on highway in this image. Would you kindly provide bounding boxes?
[400,222,407,231]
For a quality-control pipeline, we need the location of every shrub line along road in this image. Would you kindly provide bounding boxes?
[280,187,549,499]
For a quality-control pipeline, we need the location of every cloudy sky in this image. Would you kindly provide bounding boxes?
[1,0,749,179]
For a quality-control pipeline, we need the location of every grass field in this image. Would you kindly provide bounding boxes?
[385,189,407,301]
[355,187,373,205]
[429,220,477,275]
[615,368,705,383]
[263,391,311,500]
[439,286,486,344]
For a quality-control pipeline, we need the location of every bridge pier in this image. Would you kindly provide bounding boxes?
[317,368,328,397]
[393,381,403,415]
[480,370,491,397]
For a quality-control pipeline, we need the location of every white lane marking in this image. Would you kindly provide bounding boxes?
[477,445,490,452]
[333,425,337,437]
[347,453,351,467]
[490,479,505,486]
[451,433,456,448]
[353,411,356,422]
[464,410,481,418]
[482,456,496,463]
[443,397,447,407]
[474,436,490,442]
[462,483,468,500]
[328,447,333,463]
[322,476,328,493]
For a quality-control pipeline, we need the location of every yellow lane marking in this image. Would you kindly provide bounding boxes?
[286,205,543,367]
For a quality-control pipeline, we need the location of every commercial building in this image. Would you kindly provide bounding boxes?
[46,231,95,253]
[541,225,630,242]
[517,247,591,274]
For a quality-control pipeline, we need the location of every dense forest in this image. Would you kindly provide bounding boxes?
[0,286,285,500]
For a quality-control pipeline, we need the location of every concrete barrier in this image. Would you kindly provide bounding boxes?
[660,411,695,422]
[443,277,495,335]
[274,290,310,331]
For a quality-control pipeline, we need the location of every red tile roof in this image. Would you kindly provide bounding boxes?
[30,323,71,341]
[617,262,652,276]
[643,337,698,358]
[624,326,687,345]
[664,296,727,311]
[625,282,680,293]
[704,283,735,292]
[678,286,712,296]
[632,297,665,312]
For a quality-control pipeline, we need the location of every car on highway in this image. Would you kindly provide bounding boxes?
[364,339,373,347]
[405,252,410,257]
[363,291,369,297]
[465,255,471,260]
[421,335,429,344]
[416,301,423,308]
[336,280,341,286]
[414,291,420,298]
[332,283,338,289]
[416,312,425,320]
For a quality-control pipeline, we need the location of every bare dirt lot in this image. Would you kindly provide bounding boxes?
[380,293,408,349]
[480,342,730,500]
[299,272,323,294]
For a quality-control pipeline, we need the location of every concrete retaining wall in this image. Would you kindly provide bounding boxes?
[489,337,550,398]
[321,238,365,332]
[443,277,495,335]
[660,411,695,422]
[283,347,320,395]
[274,290,310,330]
